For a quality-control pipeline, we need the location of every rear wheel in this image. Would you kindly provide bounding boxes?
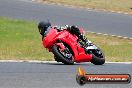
[90,48,105,65]
[52,45,74,65]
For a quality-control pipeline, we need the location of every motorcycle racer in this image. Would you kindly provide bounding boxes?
[38,21,105,65]
[38,21,89,47]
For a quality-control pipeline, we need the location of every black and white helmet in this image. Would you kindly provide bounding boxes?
[38,21,51,35]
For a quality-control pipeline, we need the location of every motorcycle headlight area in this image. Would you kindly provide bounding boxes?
[86,45,98,50]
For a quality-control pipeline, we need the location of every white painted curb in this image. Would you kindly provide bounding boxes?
[87,31,132,40]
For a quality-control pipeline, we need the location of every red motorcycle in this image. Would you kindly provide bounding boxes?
[42,26,105,65]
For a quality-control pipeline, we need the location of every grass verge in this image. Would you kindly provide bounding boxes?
[39,0,132,14]
[0,17,132,62]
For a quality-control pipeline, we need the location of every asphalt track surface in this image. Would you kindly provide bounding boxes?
[0,62,131,88]
[0,0,132,37]
[0,0,132,88]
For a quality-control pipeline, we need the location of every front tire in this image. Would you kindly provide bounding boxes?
[90,48,105,65]
[52,45,74,65]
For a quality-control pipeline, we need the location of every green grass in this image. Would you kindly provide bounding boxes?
[40,0,132,14]
[0,17,53,61]
[0,17,132,62]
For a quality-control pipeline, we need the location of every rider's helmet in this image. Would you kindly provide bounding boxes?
[38,21,51,36]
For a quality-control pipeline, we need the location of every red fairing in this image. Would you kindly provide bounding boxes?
[42,27,92,63]
[42,28,58,48]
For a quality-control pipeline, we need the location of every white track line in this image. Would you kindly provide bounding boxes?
[22,0,132,39]
[33,0,132,15]
[0,60,132,64]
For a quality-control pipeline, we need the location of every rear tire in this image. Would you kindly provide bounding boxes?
[52,45,74,65]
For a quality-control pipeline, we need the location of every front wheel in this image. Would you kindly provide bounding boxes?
[90,48,105,65]
[52,45,74,65]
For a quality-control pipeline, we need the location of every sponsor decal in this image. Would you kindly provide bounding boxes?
[76,67,131,85]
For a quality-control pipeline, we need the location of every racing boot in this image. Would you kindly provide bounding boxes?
[79,34,93,53]
[79,34,89,46]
